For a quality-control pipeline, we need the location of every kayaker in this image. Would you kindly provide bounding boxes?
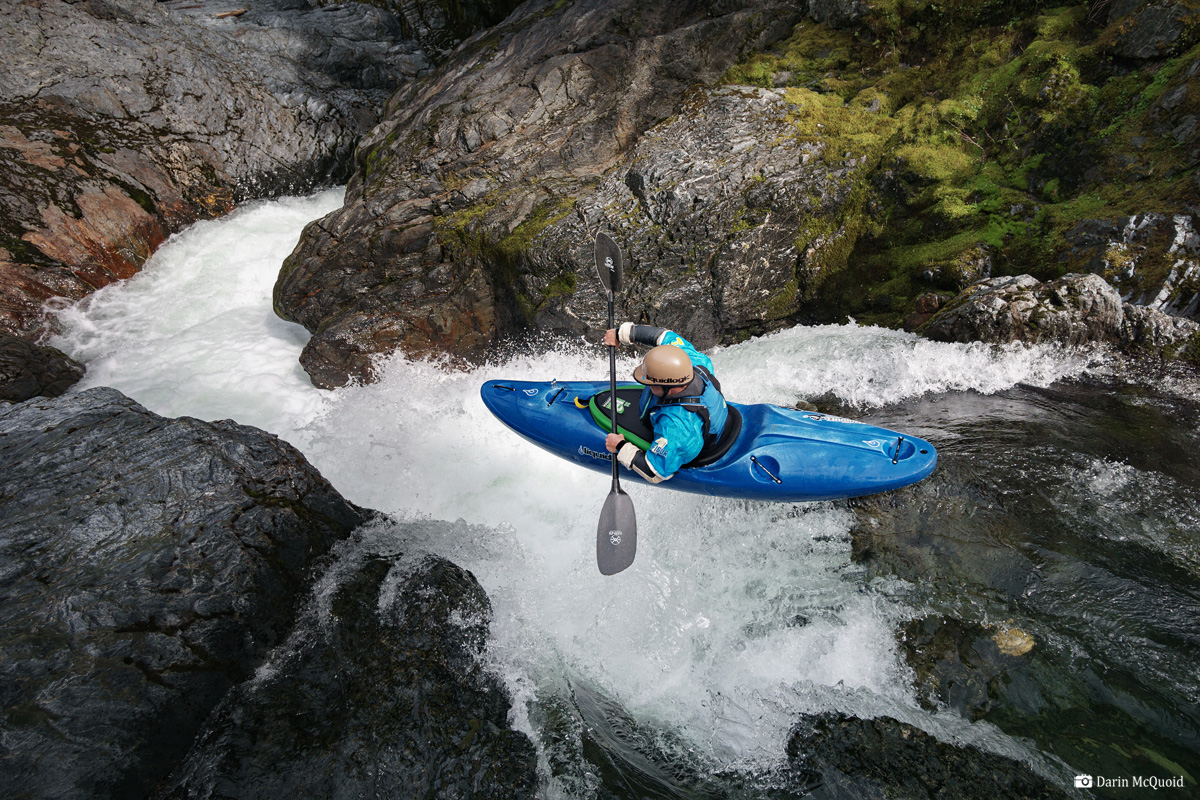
[602,323,729,484]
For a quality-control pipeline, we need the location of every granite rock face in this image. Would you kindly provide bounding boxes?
[0,0,431,338]
[921,272,1200,358]
[158,549,538,800]
[0,387,365,799]
[273,0,807,388]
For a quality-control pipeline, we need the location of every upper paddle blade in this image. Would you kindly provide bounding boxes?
[594,231,623,294]
[596,489,637,575]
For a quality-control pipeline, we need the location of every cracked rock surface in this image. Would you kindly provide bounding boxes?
[921,272,1200,358]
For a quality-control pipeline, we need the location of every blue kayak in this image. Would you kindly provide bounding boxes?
[481,379,937,502]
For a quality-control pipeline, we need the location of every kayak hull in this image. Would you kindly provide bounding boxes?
[480,380,937,502]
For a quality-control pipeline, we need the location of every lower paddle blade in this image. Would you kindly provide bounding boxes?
[596,489,637,575]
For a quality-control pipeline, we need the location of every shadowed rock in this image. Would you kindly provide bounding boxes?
[0,387,366,799]
[787,714,1072,799]
[157,549,538,800]
[0,332,86,402]
[0,0,432,338]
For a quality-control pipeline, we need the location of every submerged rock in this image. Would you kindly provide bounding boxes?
[0,332,85,402]
[157,549,538,799]
[921,272,1200,361]
[787,714,1072,799]
[0,387,365,799]
[900,616,1038,722]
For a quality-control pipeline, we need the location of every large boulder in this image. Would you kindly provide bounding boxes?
[157,549,538,799]
[273,0,806,388]
[0,0,431,338]
[0,331,86,402]
[0,387,366,799]
[920,272,1200,360]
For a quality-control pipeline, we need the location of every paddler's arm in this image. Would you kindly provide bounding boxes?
[610,323,717,375]
[614,322,669,347]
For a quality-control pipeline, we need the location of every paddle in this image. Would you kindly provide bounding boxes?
[594,231,637,575]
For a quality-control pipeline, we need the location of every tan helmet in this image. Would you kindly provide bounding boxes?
[633,345,693,386]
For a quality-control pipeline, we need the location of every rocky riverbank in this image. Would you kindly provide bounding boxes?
[0,388,537,799]
[0,0,528,400]
[272,0,1200,388]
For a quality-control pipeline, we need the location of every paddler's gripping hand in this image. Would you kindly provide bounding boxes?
[603,328,619,347]
[607,434,658,481]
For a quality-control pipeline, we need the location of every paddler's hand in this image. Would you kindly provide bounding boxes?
[602,328,618,347]
[605,433,626,453]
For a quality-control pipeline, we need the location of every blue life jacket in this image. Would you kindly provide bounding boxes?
[640,365,728,467]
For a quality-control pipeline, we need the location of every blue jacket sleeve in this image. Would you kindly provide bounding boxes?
[658,330,715,375]
[623,324,716,375]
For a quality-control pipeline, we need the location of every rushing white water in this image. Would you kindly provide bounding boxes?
[49,190,1099,793]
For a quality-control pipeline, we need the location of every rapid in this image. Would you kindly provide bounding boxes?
[48,190,1200,797]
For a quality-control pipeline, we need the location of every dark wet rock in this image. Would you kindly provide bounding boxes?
[158,548,537,800]
[362,0,528,61]
[0,387,365,799]
[807,0,870,30]
[903,292,946,331]
[272,0,847,387]
[787,714,1072,799]
[1099,0,1195,60]
[0,0,431,337]
[0,331,86,402]
[847,380,1200,785]
[921,272,1200,360]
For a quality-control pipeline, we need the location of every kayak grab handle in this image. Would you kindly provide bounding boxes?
[892,436,903,464]
[751,455,782,484]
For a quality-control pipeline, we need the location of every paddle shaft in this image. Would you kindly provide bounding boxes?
[607,289,620,491]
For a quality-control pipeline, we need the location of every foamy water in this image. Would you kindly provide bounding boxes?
[49,190,1099,793]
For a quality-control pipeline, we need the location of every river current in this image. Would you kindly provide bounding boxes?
[49,190,1200,798]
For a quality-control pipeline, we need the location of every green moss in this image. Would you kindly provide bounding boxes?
[722,20,861,95]
[496,196,574,258]
[720,2,1199,325]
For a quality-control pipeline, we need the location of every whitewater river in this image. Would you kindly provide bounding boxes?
[49,190,1200,798]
